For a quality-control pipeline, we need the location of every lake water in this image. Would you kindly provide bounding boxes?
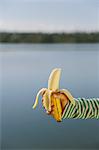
[0,44,99,150]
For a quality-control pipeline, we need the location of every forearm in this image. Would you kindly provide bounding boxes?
[62,98,99,119]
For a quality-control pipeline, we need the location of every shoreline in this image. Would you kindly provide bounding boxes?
[0,32,99,43]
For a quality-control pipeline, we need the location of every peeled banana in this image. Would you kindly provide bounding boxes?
[32,68,75,122]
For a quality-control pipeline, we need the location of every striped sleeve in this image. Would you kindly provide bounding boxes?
[62,98,99,119]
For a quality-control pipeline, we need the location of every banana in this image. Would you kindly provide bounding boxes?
[32,68,75,122]
[48,68,61,91]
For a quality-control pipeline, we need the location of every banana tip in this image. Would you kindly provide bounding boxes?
[55,68,61,72]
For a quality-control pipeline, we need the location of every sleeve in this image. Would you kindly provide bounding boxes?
[62,98,99,120]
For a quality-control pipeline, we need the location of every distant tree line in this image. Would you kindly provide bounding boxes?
[0,32,99,43]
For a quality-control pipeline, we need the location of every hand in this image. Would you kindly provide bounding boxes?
[42,92,69,122]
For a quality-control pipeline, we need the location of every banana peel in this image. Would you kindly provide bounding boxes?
[32,68,75,122]
[52,97,62,122]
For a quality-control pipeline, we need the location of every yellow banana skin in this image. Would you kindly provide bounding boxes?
[53,98,62,122]
[32,68,75,122]
[32,88,47,109]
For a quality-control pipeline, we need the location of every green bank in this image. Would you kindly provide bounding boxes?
[0,32,99,43]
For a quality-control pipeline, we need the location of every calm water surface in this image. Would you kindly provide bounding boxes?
[0,44,99,150]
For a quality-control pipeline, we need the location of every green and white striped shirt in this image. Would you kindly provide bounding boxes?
[62,98,99,119]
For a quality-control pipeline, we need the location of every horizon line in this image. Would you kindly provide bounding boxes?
[0,30,99,34]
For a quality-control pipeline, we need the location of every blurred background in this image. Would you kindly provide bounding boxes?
[0,0,99,150]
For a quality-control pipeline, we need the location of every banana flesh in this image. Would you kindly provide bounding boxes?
[48,68,61,91]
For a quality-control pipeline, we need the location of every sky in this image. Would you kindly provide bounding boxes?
[0,0,99,32]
